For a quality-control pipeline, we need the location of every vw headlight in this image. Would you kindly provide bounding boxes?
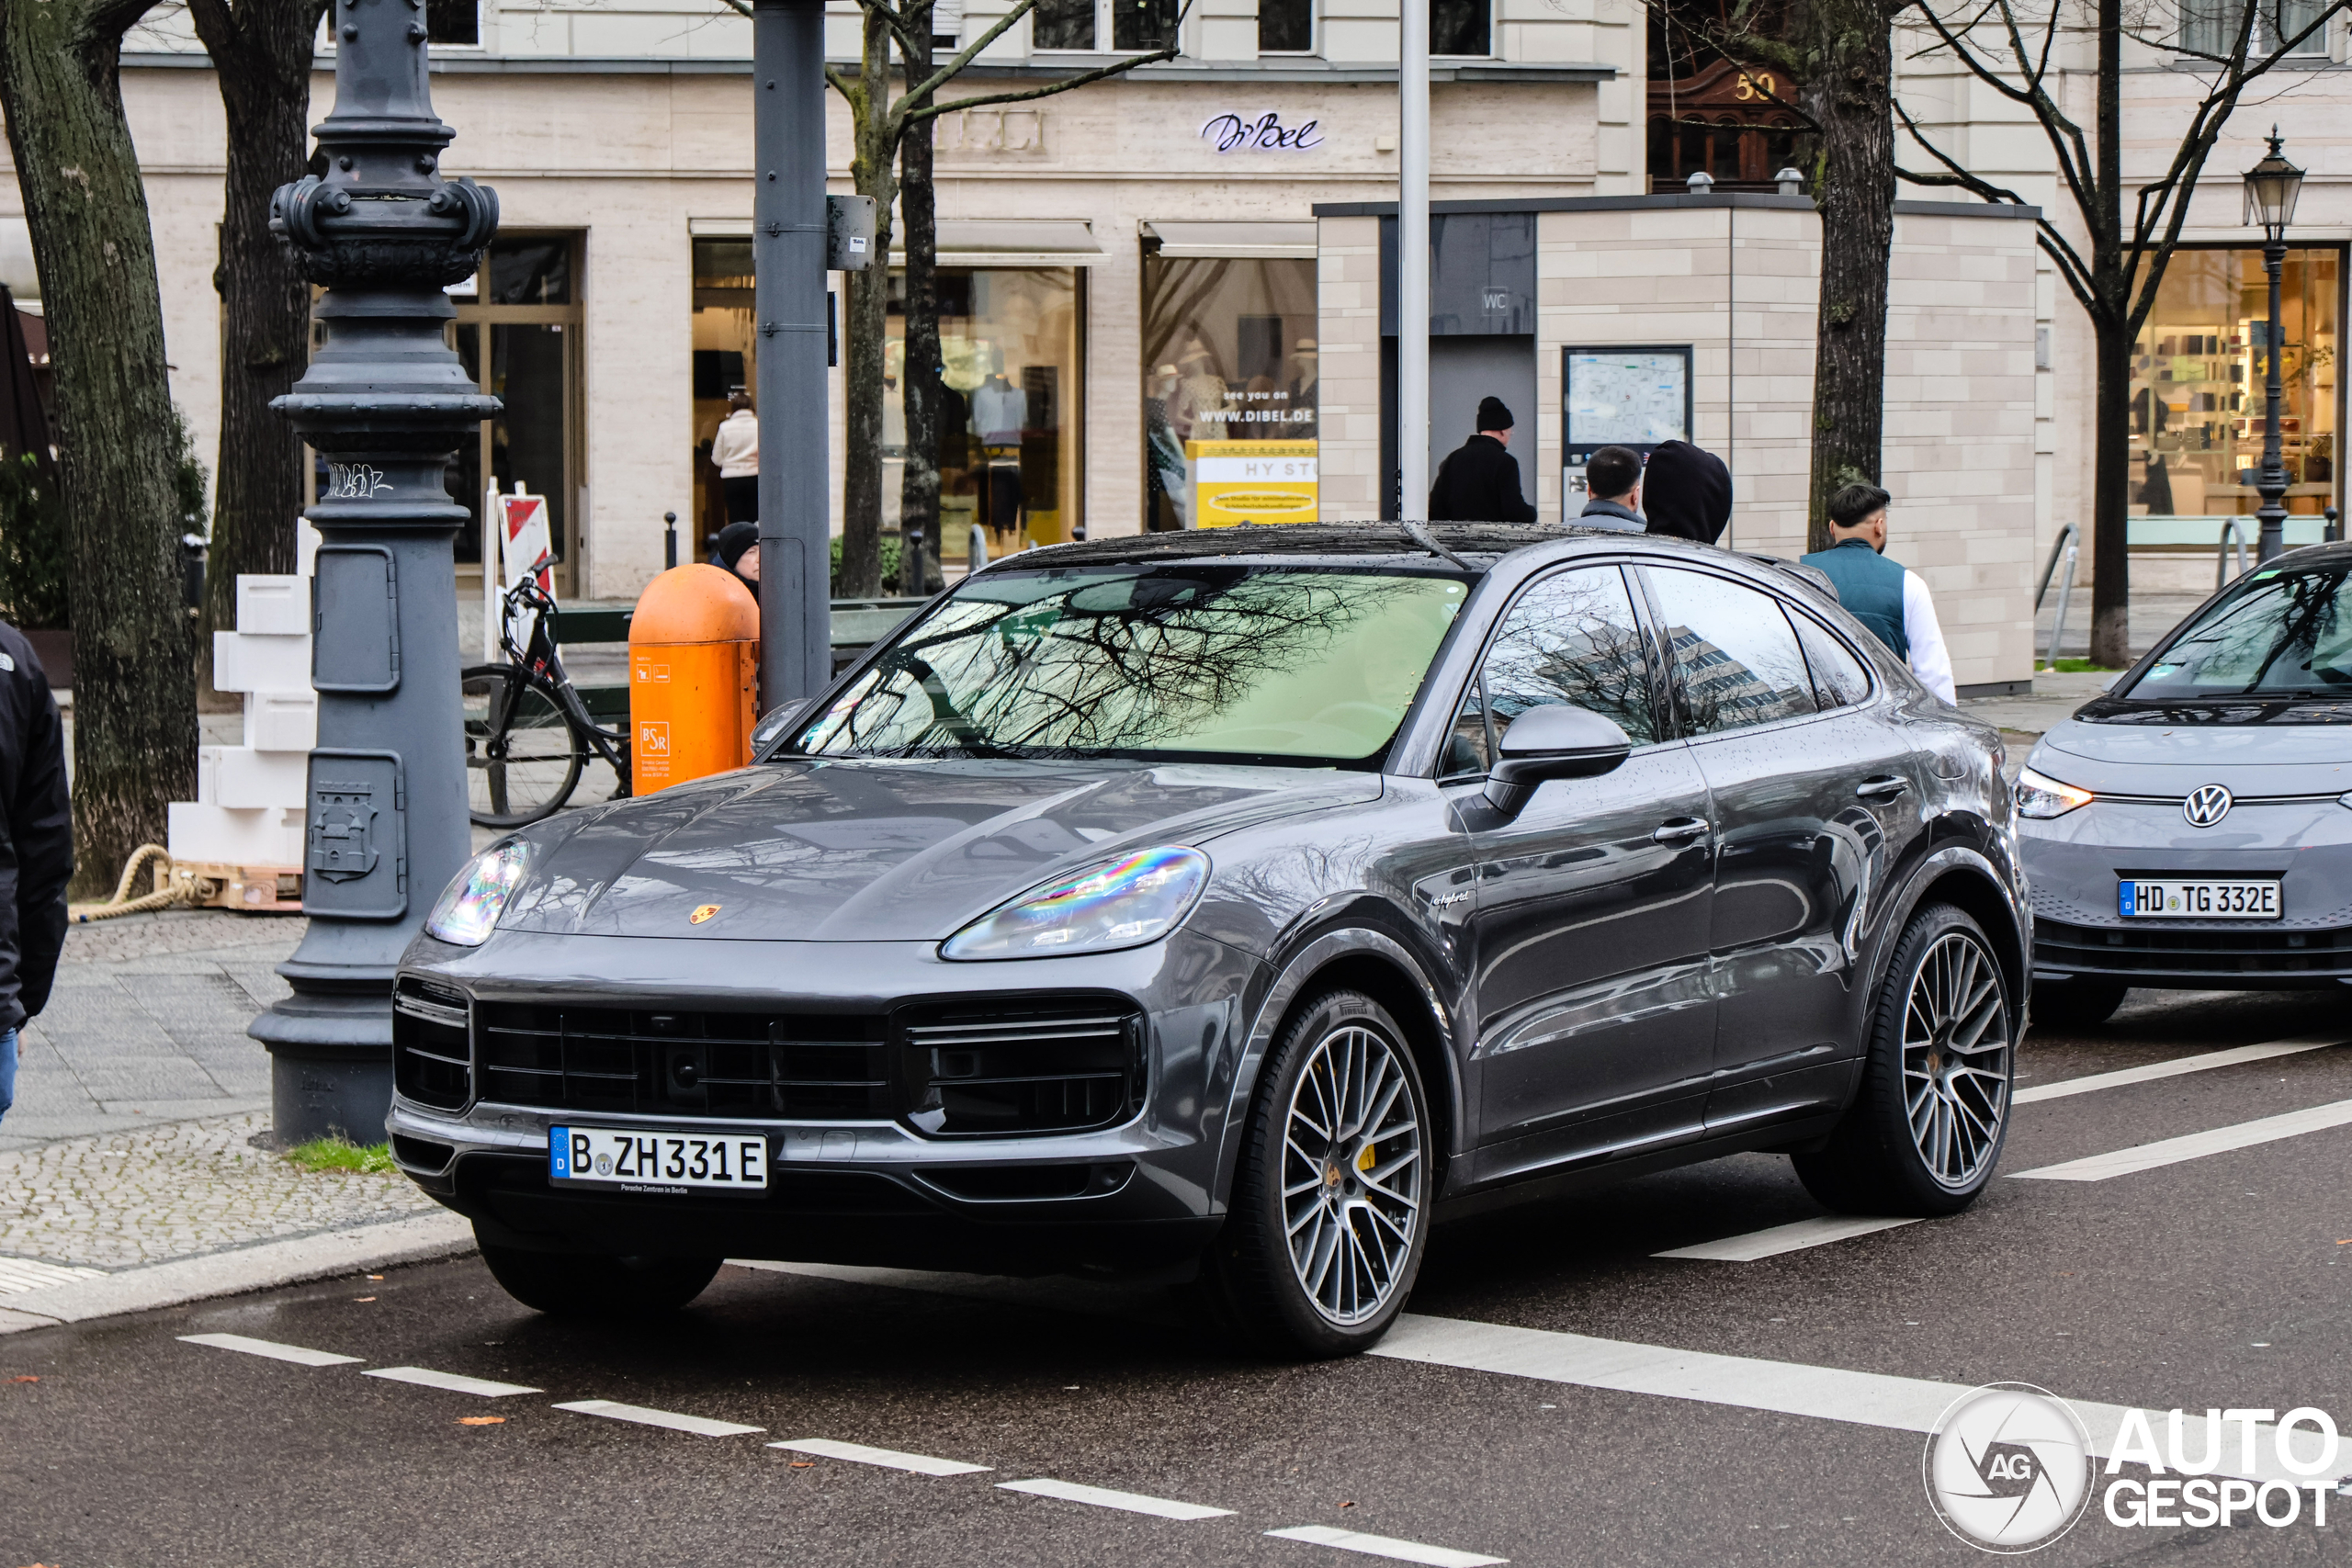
[2015,766,2095,820]
[425,840,531,946]
[942,846,1209,962]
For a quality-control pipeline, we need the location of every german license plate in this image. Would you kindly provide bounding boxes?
[548,1126,768,1194]
[2118,879,2281,919]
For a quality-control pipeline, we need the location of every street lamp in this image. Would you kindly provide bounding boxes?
[2243,127,2304,563]
[254,3,501,1139]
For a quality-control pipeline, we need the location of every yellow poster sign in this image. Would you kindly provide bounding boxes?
[1188,440,1317,527]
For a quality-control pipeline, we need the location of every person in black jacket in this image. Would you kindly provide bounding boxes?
[0,619,70,1127]
[1427,396,1538,523]
[1640,439,1732,544]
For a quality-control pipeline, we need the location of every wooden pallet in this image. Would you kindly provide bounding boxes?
[160,861,303,914]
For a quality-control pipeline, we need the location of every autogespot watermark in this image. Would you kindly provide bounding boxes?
[1924,1383,2345,1551]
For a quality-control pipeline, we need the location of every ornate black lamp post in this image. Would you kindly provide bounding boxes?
[2243,129,2305,564]
[250,0,500,1140]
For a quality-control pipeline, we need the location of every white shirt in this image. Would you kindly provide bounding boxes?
[1902,570,1957,705]
[709,410,760,478]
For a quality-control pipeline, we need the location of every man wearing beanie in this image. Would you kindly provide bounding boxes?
[1639,439,1732,544]
[1799,481,1957,704]
[1427,395,1538,523]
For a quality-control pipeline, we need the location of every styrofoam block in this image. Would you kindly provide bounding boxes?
[196,749,220,807]
[212,630,311,695]
[209,747,308,810]
[298,516,322,577]
[245,691,317,752]
[168,802,306,866]
[236,575,308,637]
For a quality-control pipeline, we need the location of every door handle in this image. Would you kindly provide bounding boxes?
[1652,817,1710,844]
[1856,774,1910,802]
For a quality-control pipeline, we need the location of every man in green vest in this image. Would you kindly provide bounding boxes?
[1800,482,1957,704]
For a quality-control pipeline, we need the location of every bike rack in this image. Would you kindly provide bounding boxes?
[2216,518,2248,590]
[2039,524,2079,671]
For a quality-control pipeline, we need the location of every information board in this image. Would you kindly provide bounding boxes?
[1188,440,1318,527]
[1561,346,1692,466]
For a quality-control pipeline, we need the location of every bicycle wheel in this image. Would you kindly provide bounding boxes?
[463,664,583,828]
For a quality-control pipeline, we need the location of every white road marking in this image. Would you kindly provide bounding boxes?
[1266,1524,1508,1566]
[364,1366,542,1398]
[996,1478,1234,1519]
[1652,1215,1919,1262]
[551,1399,763,1438]
[2016,1034,2344,1103]
[770,1438,991,1476]
[2010,1096,2352,1181]
[0,1256,106,1295]
[177,1332,361,1367]
[1370,1314,2329,1483]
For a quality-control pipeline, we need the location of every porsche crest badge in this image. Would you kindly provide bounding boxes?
[690,904,721,925]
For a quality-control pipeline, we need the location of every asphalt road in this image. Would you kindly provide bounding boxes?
[7,987,2351,1568]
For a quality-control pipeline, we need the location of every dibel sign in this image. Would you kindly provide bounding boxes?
[1200,111,1324,152]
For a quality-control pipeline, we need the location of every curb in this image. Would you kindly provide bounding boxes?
[0,1213,476,1334]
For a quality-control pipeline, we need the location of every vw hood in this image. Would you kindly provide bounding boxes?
[2033,717,2352,797]
[493,758,1381,942]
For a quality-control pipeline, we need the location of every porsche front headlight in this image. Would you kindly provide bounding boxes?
[424,840,531,946]
[2015,766,2096,820]
[942,846,1209,962]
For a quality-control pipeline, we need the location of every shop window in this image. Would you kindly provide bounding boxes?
[1261,0,1313,52]
[1141,254,1318,530]
[2128,246,2339,522]
[1033,0,1177,50]
[440,234,585,579]
[1431,0,1490,56]
[427,0,480,47]
[2179,0,2327,55]
[886,266,1084,557]
[690,239,757,558]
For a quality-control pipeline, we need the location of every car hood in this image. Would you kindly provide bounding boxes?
[496,757,1381,942]
[2033,718,2352,796]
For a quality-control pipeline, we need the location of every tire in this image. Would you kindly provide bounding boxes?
[2030,976,2128,1031]
[1201,989,1432,1359]
[463,664,583,828]
[1794,903,2016,1217]
[477,1239,722,1318]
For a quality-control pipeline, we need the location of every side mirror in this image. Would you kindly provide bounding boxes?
[1484,704,1632,817]
[752,698,813,760]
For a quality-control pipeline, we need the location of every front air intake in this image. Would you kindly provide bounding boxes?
[897,998,1144,1138]
[392,979,472,1110]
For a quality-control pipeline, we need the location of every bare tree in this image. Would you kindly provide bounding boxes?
[0,0,198,893]
[1898,0,2346,666]
[722,0,1180,596]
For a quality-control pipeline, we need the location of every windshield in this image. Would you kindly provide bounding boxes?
[793,563,1470,764]
[2124,565,2352,702]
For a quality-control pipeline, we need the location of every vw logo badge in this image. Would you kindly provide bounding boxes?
[2182,784,2233,828]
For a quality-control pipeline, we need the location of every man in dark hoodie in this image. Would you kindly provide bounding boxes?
[1640,439,1733,545]
[0,619,71,1128]
[1427,396,1538,523]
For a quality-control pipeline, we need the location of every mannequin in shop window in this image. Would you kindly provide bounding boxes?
[1146,362,1190,529]
[971,355,1028,540]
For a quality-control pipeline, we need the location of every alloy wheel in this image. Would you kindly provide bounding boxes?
[1904,931,2012,1190]
[1280,1023,1422,1325]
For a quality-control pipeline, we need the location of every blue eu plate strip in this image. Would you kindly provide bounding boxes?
[2117,882,2136,918]
[548,1126,571,1179]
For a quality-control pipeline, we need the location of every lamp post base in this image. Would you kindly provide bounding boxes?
[250,964,395,1145]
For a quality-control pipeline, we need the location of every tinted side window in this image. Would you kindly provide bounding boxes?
[1792,611,1873,709]
[1646,568,1819,736]
[1465,567,1658,762]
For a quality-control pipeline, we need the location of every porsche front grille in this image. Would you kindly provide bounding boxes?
[473,1004,891,1120]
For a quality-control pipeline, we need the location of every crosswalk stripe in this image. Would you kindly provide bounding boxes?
[551,1399,763,1438]
[2016,1035,2344,1104]
[770,1438,991,1475]
[177,1332,361,1367]
[996,1477,1234,1519]
[1369,1314,2328,1483]
[2010,1095,2352,1181]
[1266,1524,1508,1566]
[0,1256,107,1295]
[365,1366,542,1398]
[1653,1215,1919,1262]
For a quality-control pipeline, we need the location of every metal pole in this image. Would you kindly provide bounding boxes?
[2256,234,2290,563]
[1397,0,1430,519]
[664,510,679,571]
[2045,536,2078,671]
[754,0,832,705]
[254,3,500,1141]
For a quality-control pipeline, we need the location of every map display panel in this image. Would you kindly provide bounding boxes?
[1566,351,1690,447]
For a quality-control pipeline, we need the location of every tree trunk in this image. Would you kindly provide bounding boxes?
[896,33,941,595]
[837,16,898,600]
[2085,0,2132,669]
[1800,7,1897,552]
[0,0,198,897]
[188,0,321,701]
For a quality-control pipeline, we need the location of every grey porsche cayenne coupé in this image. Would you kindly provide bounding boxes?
[389,523,2025,1355]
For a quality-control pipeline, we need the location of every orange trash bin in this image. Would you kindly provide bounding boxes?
[628,564,760,793]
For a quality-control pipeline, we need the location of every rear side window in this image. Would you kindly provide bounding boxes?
[1447,565,1657,775]
[1645,568,1819,736]
[1791,611,1873,709]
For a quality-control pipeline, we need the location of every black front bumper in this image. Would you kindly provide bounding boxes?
[2033,914,2352,989]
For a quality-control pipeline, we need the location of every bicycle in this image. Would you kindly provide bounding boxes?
[463,576,633,828]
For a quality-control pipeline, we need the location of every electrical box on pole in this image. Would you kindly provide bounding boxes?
[828,195,877,273]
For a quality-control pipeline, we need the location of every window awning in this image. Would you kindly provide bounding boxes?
[1143,221,1318,259]
[691,217,1102,267]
